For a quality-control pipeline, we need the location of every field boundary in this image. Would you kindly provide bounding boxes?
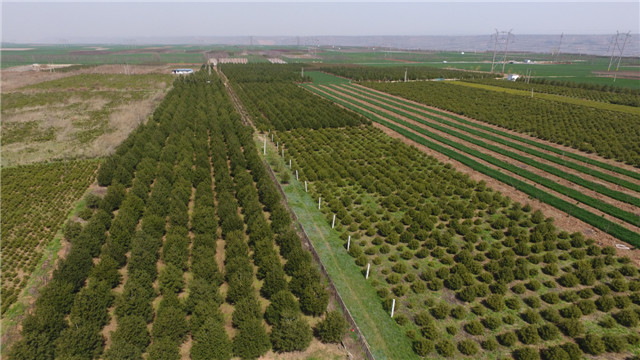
[262,156,375,360]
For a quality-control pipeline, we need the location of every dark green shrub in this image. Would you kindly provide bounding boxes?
[579,334,605,355]
[464,320,484,335]
[457,339,479,356]
[482,316,502,330]
[191,318,232,360]
[482,338,498,351]
[497,331,517,346]
[512,347,540,360]
[315,310,348,344]
[602,334,628,353]
[435,339,455,357]
[431,302,450,320]
[517,324,541,345]
[271,316,312,353]
[485,294,505,312]
[558,319,585,337]
[559,305,582,319]
[614,309,639,327]
[537,323,560,341]
[232,318,271,360]
[413,338,434,356]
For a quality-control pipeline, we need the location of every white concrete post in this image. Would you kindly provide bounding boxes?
[282,148,284,158]
[305,181,307,192]
[332,214,336,228]
[271,133,274,141]
[296,170,299,180]
[347,235,351,251]
[263,135,266,155]
[276,141,279,150]
[391,299,396,317]
[318,197,321,210]
[366,263,371,279]
[289,159,291,168]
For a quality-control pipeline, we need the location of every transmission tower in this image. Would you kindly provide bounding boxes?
[490,29,513,74]
[607,31,631,72]
[553,33,564,63]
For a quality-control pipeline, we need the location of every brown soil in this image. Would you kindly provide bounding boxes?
[1,64,173,91]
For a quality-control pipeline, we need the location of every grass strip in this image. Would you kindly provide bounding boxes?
[332,84,640,207]
[342,84,640,193]
[262,136,419,360]
[303,84,640,248]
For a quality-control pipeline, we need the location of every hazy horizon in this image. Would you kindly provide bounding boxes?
[2,2,639,44]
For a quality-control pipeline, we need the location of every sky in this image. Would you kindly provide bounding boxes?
[2,1,639,43]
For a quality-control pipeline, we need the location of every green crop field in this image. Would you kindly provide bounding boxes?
[219,64,640,359]
[3,51,639,360]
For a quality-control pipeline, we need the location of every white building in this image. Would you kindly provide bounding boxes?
[172,69,194,75]
[507,74,520,81]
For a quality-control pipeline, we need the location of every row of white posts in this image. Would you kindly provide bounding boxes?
[264,132,395,318]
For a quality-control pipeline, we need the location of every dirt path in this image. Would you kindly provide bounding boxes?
[305,86,640,267]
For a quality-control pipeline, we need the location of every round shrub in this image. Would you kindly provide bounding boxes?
[315,310,348,344]
[482,316,502,330]
[421,323,439,341]
[540,347,570,360]
[614,309,639,327]
[435,340,455,357]
[485,294,505,312]
[445,325,458,335]
[414,311,432,327]
[512,347,540,360]
[481,338,498,351]
[577,300,596,315]
[520,309,542,324]
[596,296,615,312]
[517,324,541,345]
[558,319,585,337]
[559,305,582,319]
[579,334,605,355]
[413,338,434,356]
[537,323,560,341]
[602,334,628,353]
[457,340,479,356]
[541,293,560,305]
[450,305,465,319]
[431,303,450,320]
[557,273,579,288]
[497,331,517,346]
[464,320,484,335]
